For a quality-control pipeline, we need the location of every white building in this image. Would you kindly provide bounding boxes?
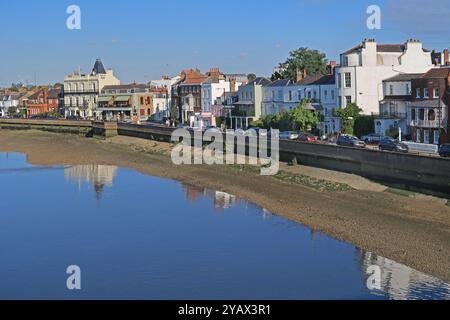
[233,77,271,129]
[200,73,241,127]
[63,59,120,119]
[149,75,181,120]
[375,73,424,137]
[336,39,436,115]
[262,74,340,135]
[0,93,21,117]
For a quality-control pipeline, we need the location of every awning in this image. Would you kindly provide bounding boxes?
[114,95,131,102]
[98,96,112,102]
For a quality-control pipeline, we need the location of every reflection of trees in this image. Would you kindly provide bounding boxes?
[64,165,118,200]
[359,250,450,300]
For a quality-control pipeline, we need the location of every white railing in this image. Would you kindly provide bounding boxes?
[409,119,446,128]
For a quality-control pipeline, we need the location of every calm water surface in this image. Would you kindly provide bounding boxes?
[0,152,449,300]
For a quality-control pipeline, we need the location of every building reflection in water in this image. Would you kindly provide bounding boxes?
[360,250,450,300]
[182,183,238,212]
[64,165,118,200]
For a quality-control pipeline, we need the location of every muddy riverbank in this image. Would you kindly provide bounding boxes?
[1,129,449,282]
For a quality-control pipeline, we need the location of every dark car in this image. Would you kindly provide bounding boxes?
[336,135,366,148]
[378,138,409,153]
[361,133,386,144]
[438,144,450,158]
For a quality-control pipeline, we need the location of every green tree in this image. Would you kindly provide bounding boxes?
[270,71,283,82]
[354,115,375,137]
[290,100,320,132]
[336,103,363,135]
[273,48,328,82]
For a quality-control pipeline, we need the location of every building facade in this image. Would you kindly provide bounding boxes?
[262,69,340,135]
[336,39,438,115]
[408,68,450,145]
[63,59,120,119]
[97,84,154,122]
[232,77,270,129]
[200,68,242,128]
[0,93,21,117]
[26,88,61,117]
[375,73,424,137]
[172,69,207,126]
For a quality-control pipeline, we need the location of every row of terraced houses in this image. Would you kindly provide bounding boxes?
[1,39,450,145]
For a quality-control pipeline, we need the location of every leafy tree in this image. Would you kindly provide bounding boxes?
[290,100,320,132]
[270,71,283,82]
[252,100,319,132]
[385,125,399,138]
[354,115,375,137]
[247,74,257,82]
[273,48,328,82]
[336,103,363,136]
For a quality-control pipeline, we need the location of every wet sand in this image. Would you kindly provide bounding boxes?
[1,129,449,282]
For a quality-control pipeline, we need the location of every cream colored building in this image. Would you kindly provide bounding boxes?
[63,59,120,119]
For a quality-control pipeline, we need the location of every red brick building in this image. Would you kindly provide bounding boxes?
[26,88,61,117]
[408,68,450,145]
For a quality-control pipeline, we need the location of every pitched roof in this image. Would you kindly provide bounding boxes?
[92,59,107,75]
[48,88,61,99]
[384,73,425,82]
[294,74,324,86]
[267,79,292,87]
[28,91,42,100]
[422,67,450,79]
[247,77,271,86]
[312,74,335,85]
[343,42,429,55]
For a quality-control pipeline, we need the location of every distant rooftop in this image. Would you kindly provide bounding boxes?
[92,59,107,75]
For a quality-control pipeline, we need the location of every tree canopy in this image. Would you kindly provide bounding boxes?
[336,103,363,136]
[273,47,328,82]
[252,100,320,132]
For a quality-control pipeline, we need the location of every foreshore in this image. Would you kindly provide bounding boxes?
[1,129,450,282]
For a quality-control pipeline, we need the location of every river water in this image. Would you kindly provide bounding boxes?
[0,152,448,300]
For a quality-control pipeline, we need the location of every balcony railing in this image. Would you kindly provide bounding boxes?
[374,112,407,119]
[409,119,446,128]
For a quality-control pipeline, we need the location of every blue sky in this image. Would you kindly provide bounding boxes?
[1,0,449,86]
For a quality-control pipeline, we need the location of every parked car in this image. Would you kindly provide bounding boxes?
[378,138,409,153]
[438,144,450,158]
[336,135,366,148]
[297,132,318,143]
[205,126,222,133]
[279,131,299,140]
[361,133,386,144]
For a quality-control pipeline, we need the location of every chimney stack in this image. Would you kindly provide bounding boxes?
[229,76,236,92]
[444,49,449,66]
[327,61,337,75]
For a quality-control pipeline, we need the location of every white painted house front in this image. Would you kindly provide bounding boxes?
[0,94,21,117]
[336,39,437,115]
[262,75,340,135]
[375,73,424,137]
[63,59,120,119]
